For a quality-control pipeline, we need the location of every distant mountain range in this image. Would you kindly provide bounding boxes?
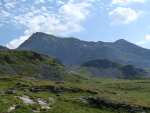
[18,32,150,68]
[0,32,149,79]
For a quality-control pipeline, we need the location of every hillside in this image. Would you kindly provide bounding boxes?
[81,59,148,79]
[18,32,150,68]
[0,48,149,113]
[0,45,8,50]
[0,50,65,80]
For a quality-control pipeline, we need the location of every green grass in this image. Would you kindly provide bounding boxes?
[0,50,66,80]
[0,76,150,113]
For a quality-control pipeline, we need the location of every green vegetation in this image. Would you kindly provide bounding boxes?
[0,50,65,80]
[0,50,150,113]
[81,59,148,79]
[0,76,150,113]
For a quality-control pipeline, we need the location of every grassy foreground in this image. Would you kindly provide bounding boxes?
[0,76,150,113]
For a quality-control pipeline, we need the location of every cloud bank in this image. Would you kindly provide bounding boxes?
[109,0,145,25]
[0,0,96,49]
[112,0,145,5]
[109,7,141,24]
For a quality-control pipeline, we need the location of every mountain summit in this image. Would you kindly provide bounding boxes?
[18,32,150,68]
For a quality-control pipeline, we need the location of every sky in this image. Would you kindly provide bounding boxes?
[0,0,150,49]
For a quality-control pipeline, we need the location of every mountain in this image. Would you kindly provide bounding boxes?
[81,59,120,68]
[0,46,8,50]
[0,50,66,80]
[18,32,150,68]
[81,59,148,79]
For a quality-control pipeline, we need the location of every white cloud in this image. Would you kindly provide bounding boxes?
[109,7,141,24]
[136,34,150,46]
[112,0,146,5]
[3,0,96,49]
[6,35,29,49]
[145,34,150,41]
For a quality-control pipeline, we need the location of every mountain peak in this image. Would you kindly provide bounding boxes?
[18,32,150,68]
[115,39,129,44]
[31,32,57,39]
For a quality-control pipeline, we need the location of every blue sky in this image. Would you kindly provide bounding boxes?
[0,0,150,49]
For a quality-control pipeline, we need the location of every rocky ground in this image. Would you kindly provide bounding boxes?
[0,76,150,113]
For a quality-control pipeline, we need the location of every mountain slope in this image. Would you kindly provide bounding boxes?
[0,45,8,50]
[18,32,150,68]
[81,59,148,79]
[0,50,65,80]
